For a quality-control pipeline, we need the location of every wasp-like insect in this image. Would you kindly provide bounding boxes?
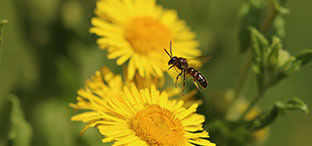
[164,41,208,95]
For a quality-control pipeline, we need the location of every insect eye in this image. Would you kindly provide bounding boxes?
[168,59,173,65]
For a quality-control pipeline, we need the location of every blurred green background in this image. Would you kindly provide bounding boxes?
[0,0,311,146]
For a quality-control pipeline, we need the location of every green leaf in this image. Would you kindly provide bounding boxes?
[268,36,282,68]
[249,27,269,76]
[270,15,286,39]
[250,97,309,130]
[8,95,33,146]
[238,0,266,53]
[286,97,309,114]
[248,32,309,90]
[272,0,290,14]
[269,49,295,86]
[266,0,289,42]
[295,49,312,66]
[238,0,290,53]
[249,27,271,92]
[276,49,312,81]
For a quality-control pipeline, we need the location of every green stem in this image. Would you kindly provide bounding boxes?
[233,1,278,99]
[234,1,279,120]
[0,20,8,66]
[234,51,252,98]
[260,1,278,33]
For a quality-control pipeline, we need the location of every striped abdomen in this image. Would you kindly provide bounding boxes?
[187,67,208,88]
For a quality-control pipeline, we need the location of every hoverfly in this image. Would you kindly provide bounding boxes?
[164,41,208,95]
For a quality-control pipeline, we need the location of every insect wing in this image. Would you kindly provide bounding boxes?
[186,56,212,68]
[187,56,212,63]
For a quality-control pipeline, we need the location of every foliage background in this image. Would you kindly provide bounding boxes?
[0,0,311,146]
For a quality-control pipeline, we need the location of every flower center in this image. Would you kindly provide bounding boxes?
[124,17,172,55]
[128,105,186,146]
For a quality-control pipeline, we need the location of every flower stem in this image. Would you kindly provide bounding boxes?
[234,51,252,98]
[0,20,8,66]
[260,1,277,33]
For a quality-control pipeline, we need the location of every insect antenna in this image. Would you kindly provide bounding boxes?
[164,41,174,58]
[170,41,173,57]
[164,48,172,58]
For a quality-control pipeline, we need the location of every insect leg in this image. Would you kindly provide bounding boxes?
[168,65,174,70]
[175,71,182,88]
[182,70,186,96]
[174,67,179,72]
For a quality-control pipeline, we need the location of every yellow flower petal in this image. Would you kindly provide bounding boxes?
[91,0,201,80]
[71,83,214,145]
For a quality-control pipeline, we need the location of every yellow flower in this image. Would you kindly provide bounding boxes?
[130,71,165,89]
[71,83,215,146]
[70,66,200,110]
[167,88,203,108]
[70,67,122,109]
[69,66,159,111]
[90,0,200,80]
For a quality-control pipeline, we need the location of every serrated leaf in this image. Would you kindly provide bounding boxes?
[249,27,269,76]
[8,95,33,146]
[250,97,309,130]
[248,32,308,90]
[268,36,282,67]
[249,27,269,50]
[238,0,267,53]
[286,97,309,114]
